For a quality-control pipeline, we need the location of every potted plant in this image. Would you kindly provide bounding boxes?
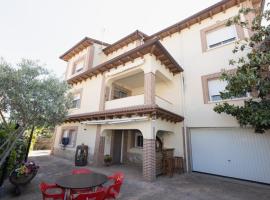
[104,155,112,166]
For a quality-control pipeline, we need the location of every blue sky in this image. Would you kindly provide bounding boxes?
[0,0,268,78]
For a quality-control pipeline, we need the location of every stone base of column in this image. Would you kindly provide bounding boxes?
[143,139,156,182]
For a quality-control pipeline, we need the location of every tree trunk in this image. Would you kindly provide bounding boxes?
[24,126,35,162]
[0,110,8,129]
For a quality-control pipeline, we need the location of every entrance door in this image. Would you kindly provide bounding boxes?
[113,130,122,164]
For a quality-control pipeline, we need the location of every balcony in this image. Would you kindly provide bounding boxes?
[105,94,144,110]
[155,96,176,114]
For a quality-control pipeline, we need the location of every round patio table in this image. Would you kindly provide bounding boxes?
[56,173,108,200]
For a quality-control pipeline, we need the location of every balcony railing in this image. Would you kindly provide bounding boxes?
[105,94,144,110]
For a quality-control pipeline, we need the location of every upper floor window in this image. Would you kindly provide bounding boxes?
[202,71,248,103]
[208,79,227,101]
[72,57,85,74]
[206,25,237,49]
[112,85,130,100]
[71,93,81,109]
[200,20,245,52]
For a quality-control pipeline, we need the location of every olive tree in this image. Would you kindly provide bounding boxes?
[0,58,72,160]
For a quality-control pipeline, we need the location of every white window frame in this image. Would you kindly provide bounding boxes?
[134,132,143,148]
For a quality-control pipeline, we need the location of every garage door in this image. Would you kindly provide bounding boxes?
[190,128,270,184]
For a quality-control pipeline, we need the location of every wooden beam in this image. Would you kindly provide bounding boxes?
[209,10,213,19]
[137,52,144,59]
[150,45,156,55]
[222,4,226,13]
[197,17,201,24]
[236,0,241,7]
[157,54,165,60]
[186,22,190,29]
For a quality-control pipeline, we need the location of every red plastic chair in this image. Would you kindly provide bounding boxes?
[39,182,65,200]
[103,182,123,199]
[108,172,124,184]
[72,168,93,175]
[71,189,106,200]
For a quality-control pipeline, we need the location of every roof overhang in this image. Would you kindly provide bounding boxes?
[60,37,110,61]
[81,116,149,125]
[148,0,263,40]
[65,105,184,123]
[67,38,183,85]
[103,30,148,55]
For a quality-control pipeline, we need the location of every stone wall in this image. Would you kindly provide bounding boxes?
[34,137,52,150]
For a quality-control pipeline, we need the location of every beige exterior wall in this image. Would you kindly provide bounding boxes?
[104,40,141,61]
[53,122,97,160]
[54,1,257,167]
[69,74,103,115]
[159,3,251,127]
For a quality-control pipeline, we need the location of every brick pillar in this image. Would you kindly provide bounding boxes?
[143,139,156,182]
[144,72,155,104]
[93,125,105,166]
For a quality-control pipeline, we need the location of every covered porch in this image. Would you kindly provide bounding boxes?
[82,115,185,182]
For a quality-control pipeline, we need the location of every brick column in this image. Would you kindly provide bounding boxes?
[93,125,105,166]
[143,139,156,182]
[144,72,155,105]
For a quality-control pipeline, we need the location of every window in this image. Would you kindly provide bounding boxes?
[71,93,81,109]
[206,25,237,49]
[200,20,245,52]
[135,132,143,148]
[60,128,77,148]
[202,71,248,103]
[208,79,227,101]
[72,57,85,74]
[112,85,129,99]
[74,60,84,73]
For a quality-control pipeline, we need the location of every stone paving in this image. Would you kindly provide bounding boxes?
[1,150,270,200]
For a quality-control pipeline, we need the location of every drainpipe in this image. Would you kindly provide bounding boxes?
[180,72,189,172]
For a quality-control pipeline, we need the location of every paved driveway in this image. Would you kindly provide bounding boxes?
[1,150,270,200]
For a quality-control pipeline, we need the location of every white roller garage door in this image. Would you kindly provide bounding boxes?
[190,128,270,184]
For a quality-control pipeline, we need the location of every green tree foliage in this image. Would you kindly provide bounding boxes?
[214,6,270,133]
[0,59,72,162]
[0,59,72,129]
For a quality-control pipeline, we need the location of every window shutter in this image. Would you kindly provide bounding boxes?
[75,60,84,72]
[206,25,237,48]
[208,79,227,101]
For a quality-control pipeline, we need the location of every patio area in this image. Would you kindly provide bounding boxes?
[1,150,270,200]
